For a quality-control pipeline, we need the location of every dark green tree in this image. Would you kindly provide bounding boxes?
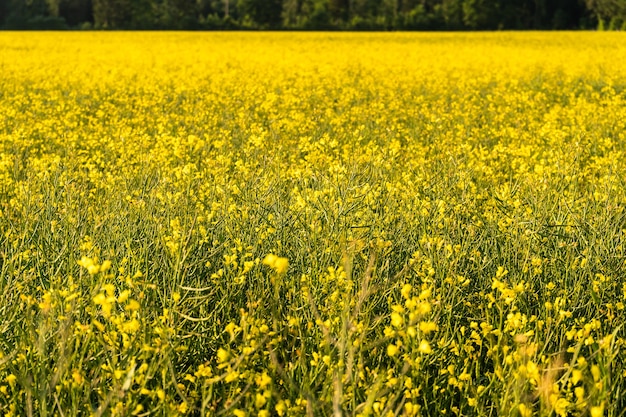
[439,0,463,28]
[239,0,282,27]
[2,0,68,28]
[329,0,349,22]
[585,0,626,28]
[299,0,332,28]
[92,0,132,27]
[282,0,300,26]
[151,0,198,29]
[0,0,7,25]
[0,0,618,30]
[461,0,497,28]
[59,0,93,26]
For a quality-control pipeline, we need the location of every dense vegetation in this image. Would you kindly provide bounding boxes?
[1,0,626,30]
[1,32,626,416]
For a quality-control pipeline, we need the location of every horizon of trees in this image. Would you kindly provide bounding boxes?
[0,0,625,31]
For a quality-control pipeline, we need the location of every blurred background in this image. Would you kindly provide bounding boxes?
[0,0,625,31]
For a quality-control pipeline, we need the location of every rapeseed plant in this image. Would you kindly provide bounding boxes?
[0,31,625,415]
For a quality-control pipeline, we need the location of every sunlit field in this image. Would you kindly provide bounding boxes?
[1,32,626,416]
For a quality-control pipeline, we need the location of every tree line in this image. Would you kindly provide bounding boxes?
[1,0,625,30]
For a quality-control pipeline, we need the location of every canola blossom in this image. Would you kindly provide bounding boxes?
[1,32,626,415]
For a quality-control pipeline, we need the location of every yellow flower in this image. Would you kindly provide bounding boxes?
[255,372,272,388]
[419,321,438,334]
[263,254,289,274]
[71,369,83,385]
[126,299,141,311]
[77,256,100,275]
[591,405,604,417]
[404,403,420,416]
[591,365,601,382]
[100,259,112,272]
[216,348,230,363]
[391,312,404,328]
[518,404,532,417]
[275,401,287,416]
[255,392,267,408]
[553,397,570,417]
[5,374,17,388]
[387,343,399,357]
[273,257,289,274]
[121,319,140,333]
[401,284,412,299]
[38,292,52,312]
[117,289,130,303]
[574,386,585,404]
[418,302,432,315]
[418,288,432,300]
[418,340,432,354]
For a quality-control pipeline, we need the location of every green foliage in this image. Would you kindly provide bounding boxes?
[0,0,613,29]
[239,0,283,28]
[586,0,626,29]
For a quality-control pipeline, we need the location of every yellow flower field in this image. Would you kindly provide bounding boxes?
[1,32,626,416]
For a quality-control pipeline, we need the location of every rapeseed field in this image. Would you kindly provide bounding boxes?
[1,32,626,416]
